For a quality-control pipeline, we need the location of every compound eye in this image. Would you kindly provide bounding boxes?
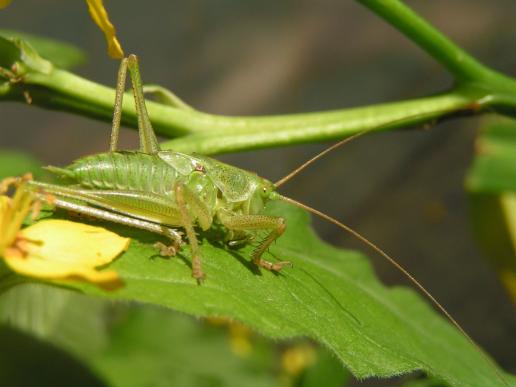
[262,187,268,193]
[195,164,206,173]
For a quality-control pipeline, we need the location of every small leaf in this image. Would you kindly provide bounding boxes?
[4,219,129,290]
[466,117,516,303]
[0,35,20,69]
[143,84,194,111]
[0,30,85,69]
[0,35,52,75]
[85,0,124,59]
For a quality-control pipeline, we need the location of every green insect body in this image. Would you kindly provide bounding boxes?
[45,150,277,237]
[28,55,287,281]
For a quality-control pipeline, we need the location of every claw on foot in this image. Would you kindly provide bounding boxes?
[154,241,178,257]
[255,258,292,272]
[193,270,206,284]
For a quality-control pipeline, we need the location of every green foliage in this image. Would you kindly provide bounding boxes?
[2,151,512,385]
[0,30,85,69]
[1,0,516,384]
[467,119,516,193]
[0,324,105,387]
[0,150,44,178]
[0,283,347,387]
[0,35,52,75]
[3,198,511,386]
[466,118,516,301]
[88,306,279,387]
[76,203,516,385]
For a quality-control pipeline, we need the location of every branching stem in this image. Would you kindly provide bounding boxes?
[0,0,515,154]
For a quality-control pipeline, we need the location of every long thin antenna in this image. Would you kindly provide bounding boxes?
[274,112,451,188]
[278,194,508,386]
[275,130,368,187]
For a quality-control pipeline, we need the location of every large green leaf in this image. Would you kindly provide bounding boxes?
[89,306,278,387]
[0,283,344,387]
[8,201,509,387]
[0,151,512,385]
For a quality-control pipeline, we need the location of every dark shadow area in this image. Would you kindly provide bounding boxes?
[0,325,107,387]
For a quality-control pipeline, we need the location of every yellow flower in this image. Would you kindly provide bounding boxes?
[0,176,129,290]
[281,344,316,376]
[85,0,124,58]
[1,0,124,58]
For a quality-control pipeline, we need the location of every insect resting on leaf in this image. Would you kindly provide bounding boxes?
[28,54,297,282]
[22,54,508,385]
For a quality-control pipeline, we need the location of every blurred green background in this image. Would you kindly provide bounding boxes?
[0,0,515,385]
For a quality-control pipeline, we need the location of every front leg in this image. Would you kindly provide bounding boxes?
[174,182,213,282]
[219,214,291,272]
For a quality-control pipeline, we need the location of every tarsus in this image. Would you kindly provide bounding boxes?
[274,130,368,187]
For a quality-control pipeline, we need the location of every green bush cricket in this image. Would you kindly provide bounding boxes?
[22,54,508,385]
[28,55,294,282]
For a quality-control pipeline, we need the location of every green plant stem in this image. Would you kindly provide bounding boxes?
[358,1,514,85]
[164,89,480,154]
[1,66,513,154]
[0,0,516,154]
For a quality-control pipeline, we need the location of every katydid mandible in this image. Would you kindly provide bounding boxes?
[25,55,508,385]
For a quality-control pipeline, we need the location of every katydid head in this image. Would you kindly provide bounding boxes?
[259,178,275,198]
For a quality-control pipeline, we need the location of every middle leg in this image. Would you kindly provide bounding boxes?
[174,182,213,281]
[219,214,291,272]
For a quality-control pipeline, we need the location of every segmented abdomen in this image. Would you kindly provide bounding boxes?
[69,152,179,195]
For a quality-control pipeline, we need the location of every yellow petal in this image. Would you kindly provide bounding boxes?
[281,344,316,376]
[500,270,516,304]
[0,181,33,256]
[85,0,124,59]
[4,219,129,290]
[0,195,10,233]
[0,196,11,254]
[0,0,11,9]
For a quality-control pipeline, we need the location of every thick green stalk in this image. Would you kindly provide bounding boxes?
[164,89,482,154]
[2,65,512,154]
[358,0,516,88]
[0,0,515,154]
